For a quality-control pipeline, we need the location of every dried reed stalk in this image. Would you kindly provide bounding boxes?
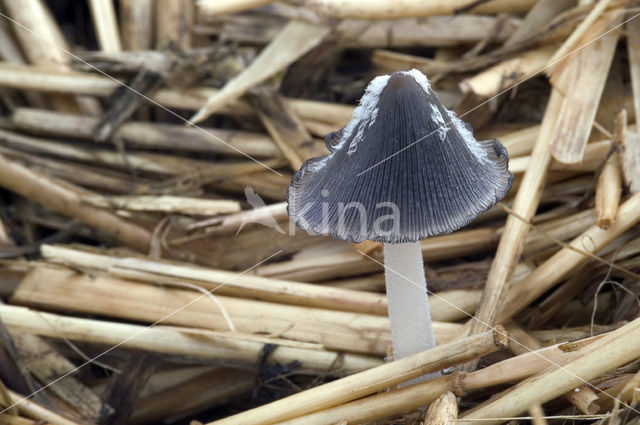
[503,0,574,47]
[596,114,624,228]
[564,385,600,415]
[0,304,381,374]
[130,368,255,424]
[260,334,594,425]
[546,0,615,74]
[40,245,389,315]
[15,264,454,355]
[257,226,501,281]
[251,89,326,170]
[460,45,555,98]
[0,63,354,126]
[459,317,640,424]
[156,0,193,49]
[0,154,151,252]
[550,12,620,164]
[190,20,330,123]
[423,391,458,425]
[6,389,82,425]
[618,129,640,194]
[3,0,101,115]
[186,202,287,233]
[509,140,613,173]
[119,0,153,51]
[529,404,547,425]
[88,0,122,52]
[82,195,241,216]
[12,108,281,157]
[337,15,519,48]
[197,0,274,16]
[277,376,454,425]
[465,89,563,345]
[0,128,282,178]
[499,190,640,322]
[11,333,109,421]
[206,328,507,425]
[307,0,535,19]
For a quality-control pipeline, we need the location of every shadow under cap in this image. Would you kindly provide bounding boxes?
[287,70,513,243]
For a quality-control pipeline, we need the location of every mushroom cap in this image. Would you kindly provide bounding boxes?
[287,69,513,243]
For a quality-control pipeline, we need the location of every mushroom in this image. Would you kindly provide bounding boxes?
[287,69,513,364]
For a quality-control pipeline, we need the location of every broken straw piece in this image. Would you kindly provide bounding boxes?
[189,20,329,124]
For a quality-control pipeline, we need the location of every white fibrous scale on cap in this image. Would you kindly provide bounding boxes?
[345,74,390,154]
[429,103,448,140]
[445,109,490,164]
[405,68,431,92]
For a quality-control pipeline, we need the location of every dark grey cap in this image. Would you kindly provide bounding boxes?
[287,69,513,243]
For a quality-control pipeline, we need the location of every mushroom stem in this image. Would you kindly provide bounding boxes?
[383,241,436,360]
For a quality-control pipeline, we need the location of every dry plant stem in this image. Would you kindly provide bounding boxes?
[458,316,640,425]
[275,376,454,425]
[308,0,535,19]
[0,63,353,127]
[206,328,506,425]
[0,18,46,109]
[546,0,614,74]
[460,45,556,98]
[258,226,501,281]
[13,264,434,355]
[7,389,81,425]
[119,0,153,50]
[528,264,595,328]
[0,18,26,63]
[628,17,640,128]
[529,404,547,425]
[0,128,283,178]
[499,190,640,322]
[88,0,122,52]
[187,202,287,233]
[82,195,241,216]
[197,0,274,16]
[155,0,193,49]
[10,108,280,157]
[509,140,613,174]
[40,245,388,315]
[11,333,109,421]
[550,12,621,164]
[0,379,17,416]
[3,0,101,115]
[564,385,600,415]
[504,321,541,356]
[423,391,458,425]
[337,15,519,49]
[272,335,590,425]
[618,130,640,194]
[278,337,582,425]
[0,304,381,373]
[251,89,326,170]
[0,154,151,252]
[504,0,575,47]
[190,20,330,123]
[595,151,622,229]
[130,368,255,424]
[465,90,563,347]
[383,242,436,361]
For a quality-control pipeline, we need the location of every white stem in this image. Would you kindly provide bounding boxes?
[383,241,436,360]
